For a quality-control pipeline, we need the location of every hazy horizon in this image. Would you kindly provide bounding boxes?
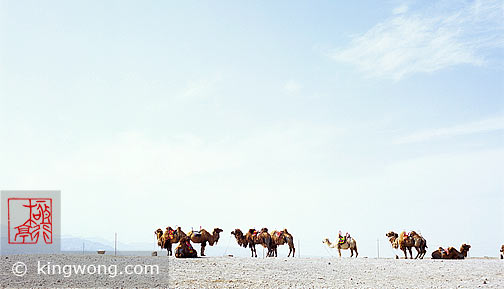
[1,0,503,258]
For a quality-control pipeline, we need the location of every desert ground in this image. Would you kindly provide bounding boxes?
[1,254,503,288]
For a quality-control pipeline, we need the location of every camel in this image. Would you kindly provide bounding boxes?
[154,228,165,250]
[232,228,274,257]
[323,235,358,258]
[164,226,187,256]
[386,231,427,259]
[154,226,187,256]
[271,229,295,257]
[256,228,275,257]
[174,236,198,258]
[187,228,223,256]
[501,245,504,259]
[231,229,249,249]
[408,231,427,259]
[386,231,404,259]
[247,228,274,257]
[432,244,471,259]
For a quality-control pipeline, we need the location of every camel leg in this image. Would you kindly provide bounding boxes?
[201,242,206,256]
[403,249,408,259]
[350,249,353,257]
[414,247,421,259]
[338,248,342,258]
[421,247,427,259]
[408,247,413,259]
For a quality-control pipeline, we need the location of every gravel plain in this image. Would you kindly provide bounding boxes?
[1,254,503,288]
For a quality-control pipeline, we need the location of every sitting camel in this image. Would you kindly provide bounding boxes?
[322,235,358,258]
[432,244,471,259]
[270,229,295,257]
[174,236,198,258]
[187,228,223,256]
[386,231,427,259]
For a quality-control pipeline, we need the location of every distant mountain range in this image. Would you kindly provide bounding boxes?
[60,235,155,251]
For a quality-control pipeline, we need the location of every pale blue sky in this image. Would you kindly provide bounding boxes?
[1,0,503,257]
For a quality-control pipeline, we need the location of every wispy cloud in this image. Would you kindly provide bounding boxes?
[392,4,408,15]
[394,115,504,144]
[284,80,302,94]
[178,75,222,100]
[331,0,504,80]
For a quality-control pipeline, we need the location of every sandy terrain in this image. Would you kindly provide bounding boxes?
[1,254,503,288]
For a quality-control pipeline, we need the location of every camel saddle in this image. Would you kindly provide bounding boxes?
[186,241,194,253]
[168,230,175,240]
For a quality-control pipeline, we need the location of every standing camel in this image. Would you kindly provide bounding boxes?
[155,228,165,251]
[187,228,223,256]
[432,244,471,259]
[385,231,401,259]
[500,245,504,259]
[231,229,249,249]
[322,236,358,258]
[232,228,274,257]
[386,231,427,259]
[155,226,186,256]
[250,228,275,257]
[408,231,427,259]
[270,229,295,257]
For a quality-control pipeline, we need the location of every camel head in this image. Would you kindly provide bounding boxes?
[386,231,398,238]
[231,229,243,237]
[212,228,223,243]
[155,228,163,238]
[231,229,247,248]
[322,238,329,244]
[460,244,471,256]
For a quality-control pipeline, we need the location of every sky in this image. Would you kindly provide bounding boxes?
[1,0,503,258]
